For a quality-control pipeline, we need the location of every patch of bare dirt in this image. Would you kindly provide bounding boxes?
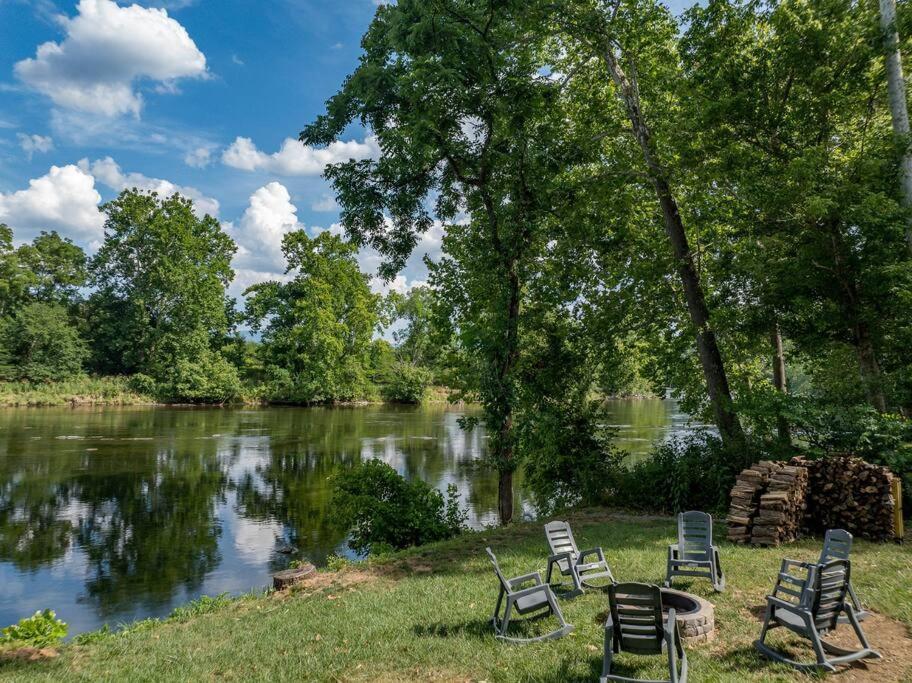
[341,664,475,681]
[822,613,912,682]
[0,647,59,663]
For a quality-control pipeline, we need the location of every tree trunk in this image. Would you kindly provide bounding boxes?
[770,322,791,445]
[879,0,912,255]
[498,468,514,525]
[599,48,745,446]
[853,320,888,412]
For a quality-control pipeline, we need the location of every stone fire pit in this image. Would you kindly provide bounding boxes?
[661,588,715,642]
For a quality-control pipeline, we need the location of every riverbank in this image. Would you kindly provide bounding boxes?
[0,378,458,408]
[0,377,156,407]
[2,509,910,682]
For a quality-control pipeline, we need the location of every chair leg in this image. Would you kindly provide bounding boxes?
[664,546,675,588]
[806,615,837,672]
[601,623,614,682]
[844,603,880,658]
[757,603,773,646]
[500,598,514,638]
[492,589,505,635]
[712,548,725,592]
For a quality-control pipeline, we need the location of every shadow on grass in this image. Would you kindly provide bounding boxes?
[411,619,491,640]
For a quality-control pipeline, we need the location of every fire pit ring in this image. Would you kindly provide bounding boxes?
[661,588,715,643]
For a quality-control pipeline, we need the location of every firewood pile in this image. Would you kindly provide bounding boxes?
[726,461,807,546]
[726,461,777,543]
[790,455,895,541]
[750,464,808,546]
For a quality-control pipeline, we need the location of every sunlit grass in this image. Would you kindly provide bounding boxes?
[1,509,909,681]
[0,376,155,407]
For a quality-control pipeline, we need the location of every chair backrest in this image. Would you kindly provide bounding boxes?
[677,510,713,560]
[819,529,853,564]
[485,547,512,595]
[608,582,664,655]
[811,559,851,632]
[770,558,851,633]
[545,521,579,560]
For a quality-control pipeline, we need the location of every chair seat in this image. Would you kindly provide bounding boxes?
[515,589,550,614]
[774,608,808,630]
[579,562,604,572]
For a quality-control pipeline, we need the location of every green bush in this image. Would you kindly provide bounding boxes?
[331,459,467,553]
[616,432,756,514]
[0,610,67,648]
[381,362,431,403]
[0,302,87,382]
[521,398,626,514]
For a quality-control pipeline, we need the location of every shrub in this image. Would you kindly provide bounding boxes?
[0,302,87,382]
[381,362,431,403]
[616,432,756,514]
[0,610,67,648]
[331,459,467,553]
[521,398,626,514]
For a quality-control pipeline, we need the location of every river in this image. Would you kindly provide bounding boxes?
[0,399,694,636]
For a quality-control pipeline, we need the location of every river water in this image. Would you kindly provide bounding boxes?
[0,399,693,636]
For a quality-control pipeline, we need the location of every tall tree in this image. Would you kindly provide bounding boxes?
[88,190,239,402]
[16,231,87,306]
[555,0,746,445]
[682,0,912,413]
[302,0,574,523]
[878,0,912,254]
[245,230,379,403]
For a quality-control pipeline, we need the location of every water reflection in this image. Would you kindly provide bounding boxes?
[0,400,689,635]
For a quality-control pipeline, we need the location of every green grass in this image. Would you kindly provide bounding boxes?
[0,376,155,407]
[1,509,909,681]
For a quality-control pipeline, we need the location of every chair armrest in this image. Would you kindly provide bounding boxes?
[547,551,574,567]
[578,547,606,563]
[766,595,802,613]
[664,607,677,634]
[780,558,813,571]
[511,583,551,600]
[509,571,543,588]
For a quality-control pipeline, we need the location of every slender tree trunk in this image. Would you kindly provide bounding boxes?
[770,322,791,445]
[853,320,888,412]
[599,48,745,446]
[495,263,521,524]
[879,0,912,255]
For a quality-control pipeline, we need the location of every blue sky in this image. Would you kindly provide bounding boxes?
[0,0,690,298]
[0,0,429,296]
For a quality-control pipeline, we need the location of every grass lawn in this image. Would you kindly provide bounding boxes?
[1,509,910,682]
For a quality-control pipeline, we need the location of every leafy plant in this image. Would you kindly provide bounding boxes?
[0,610,67,648]
[331,459,467,554]
[381,362,431,403]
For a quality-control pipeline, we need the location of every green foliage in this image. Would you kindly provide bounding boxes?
[324,554,352,572]
[617,433,756,515]
[331,459,466,554]
[246,231,379,403]
[169,594,232,622]
[87,190,239,402]
[16,231,87,306]
[521,398,626,514]
[0,302,87,382]
[0,610,67,648]
[381,362,430,403]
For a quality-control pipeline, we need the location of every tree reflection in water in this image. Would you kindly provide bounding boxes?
[0,400,681,635]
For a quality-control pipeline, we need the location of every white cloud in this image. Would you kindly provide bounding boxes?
[79,156,220,217]
[184,146,212,168]
[226,181,302,276]
[222,135,379,176]
[14,0,207,117]
[17,133,54,159]
[0,164,105,242]
[311,194,338,212]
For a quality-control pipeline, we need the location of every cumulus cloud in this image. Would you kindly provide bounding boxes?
[79,156,219,217]
[184,146,213,168]
[17,133,54,159]
[226,181,303,278]
[0,164,105,243]
[14,0,207,117]
[222,135,379,176]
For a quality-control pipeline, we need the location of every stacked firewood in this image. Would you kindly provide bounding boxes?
[749,464,808,546]
[790,455,895,541]
[726,461,780,543]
